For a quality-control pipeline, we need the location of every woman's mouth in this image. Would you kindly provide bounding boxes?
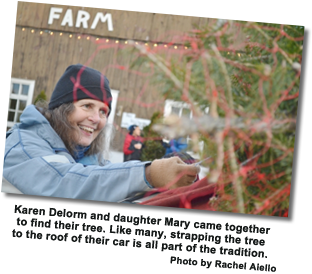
[78,125,95,134]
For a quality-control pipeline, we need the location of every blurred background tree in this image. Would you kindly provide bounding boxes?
[34,90,47,105]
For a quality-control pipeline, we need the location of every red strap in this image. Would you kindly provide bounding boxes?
[141,177,216,210]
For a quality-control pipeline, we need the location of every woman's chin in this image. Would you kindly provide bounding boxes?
[77,138,93,147]
[77,131,95,146]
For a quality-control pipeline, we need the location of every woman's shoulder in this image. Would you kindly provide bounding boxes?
[6,106,66,153]
[18,105,49,126]
[126,133,134,139]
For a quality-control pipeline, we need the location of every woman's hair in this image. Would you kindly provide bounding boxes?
[128,124,138,135]
[36,101,108,161]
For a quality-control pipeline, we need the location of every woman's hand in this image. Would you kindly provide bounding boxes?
[134,143,142,150]
[145,156,200,189]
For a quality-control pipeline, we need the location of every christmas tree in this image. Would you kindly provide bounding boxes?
[130,19,304,216]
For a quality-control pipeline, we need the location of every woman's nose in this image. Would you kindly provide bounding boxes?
[88,111,101,123]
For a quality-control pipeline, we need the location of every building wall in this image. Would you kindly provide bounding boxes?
[11,2,211,151]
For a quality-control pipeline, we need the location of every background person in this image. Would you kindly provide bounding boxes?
[2,64,200,202]
[123,124,143,162]
[164,137,188,156]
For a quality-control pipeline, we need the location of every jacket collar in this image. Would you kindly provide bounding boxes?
[20,105,68,150]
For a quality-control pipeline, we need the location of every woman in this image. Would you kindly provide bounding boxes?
[3,64,199,202]
[123,124,143,162]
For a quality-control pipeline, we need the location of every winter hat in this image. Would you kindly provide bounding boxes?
[48,64,112,116]
[128,124,138,135]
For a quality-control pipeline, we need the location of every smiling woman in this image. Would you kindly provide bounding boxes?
[3,64,200,202]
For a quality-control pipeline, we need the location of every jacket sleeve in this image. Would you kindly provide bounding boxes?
[123,134,134,155]
[3,128,152,202]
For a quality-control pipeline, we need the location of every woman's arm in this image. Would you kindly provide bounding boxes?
[4,128,151,202]
[4,127,199,202]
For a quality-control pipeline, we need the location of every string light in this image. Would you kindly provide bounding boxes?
[18,26,187,51]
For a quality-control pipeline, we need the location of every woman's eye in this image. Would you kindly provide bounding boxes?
[100,109,108,116]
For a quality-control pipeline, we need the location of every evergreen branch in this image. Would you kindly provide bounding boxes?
[152,115,296,139]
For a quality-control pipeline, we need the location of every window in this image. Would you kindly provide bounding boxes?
[164,100,193,119]
[8,78,35,129]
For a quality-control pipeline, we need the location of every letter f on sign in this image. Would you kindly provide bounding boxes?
[48,7,63,25]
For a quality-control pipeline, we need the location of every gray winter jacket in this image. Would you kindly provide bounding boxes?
[2,105,152,202]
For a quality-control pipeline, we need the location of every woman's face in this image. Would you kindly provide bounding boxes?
[69,99,109,146]
[133,126,141,137]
